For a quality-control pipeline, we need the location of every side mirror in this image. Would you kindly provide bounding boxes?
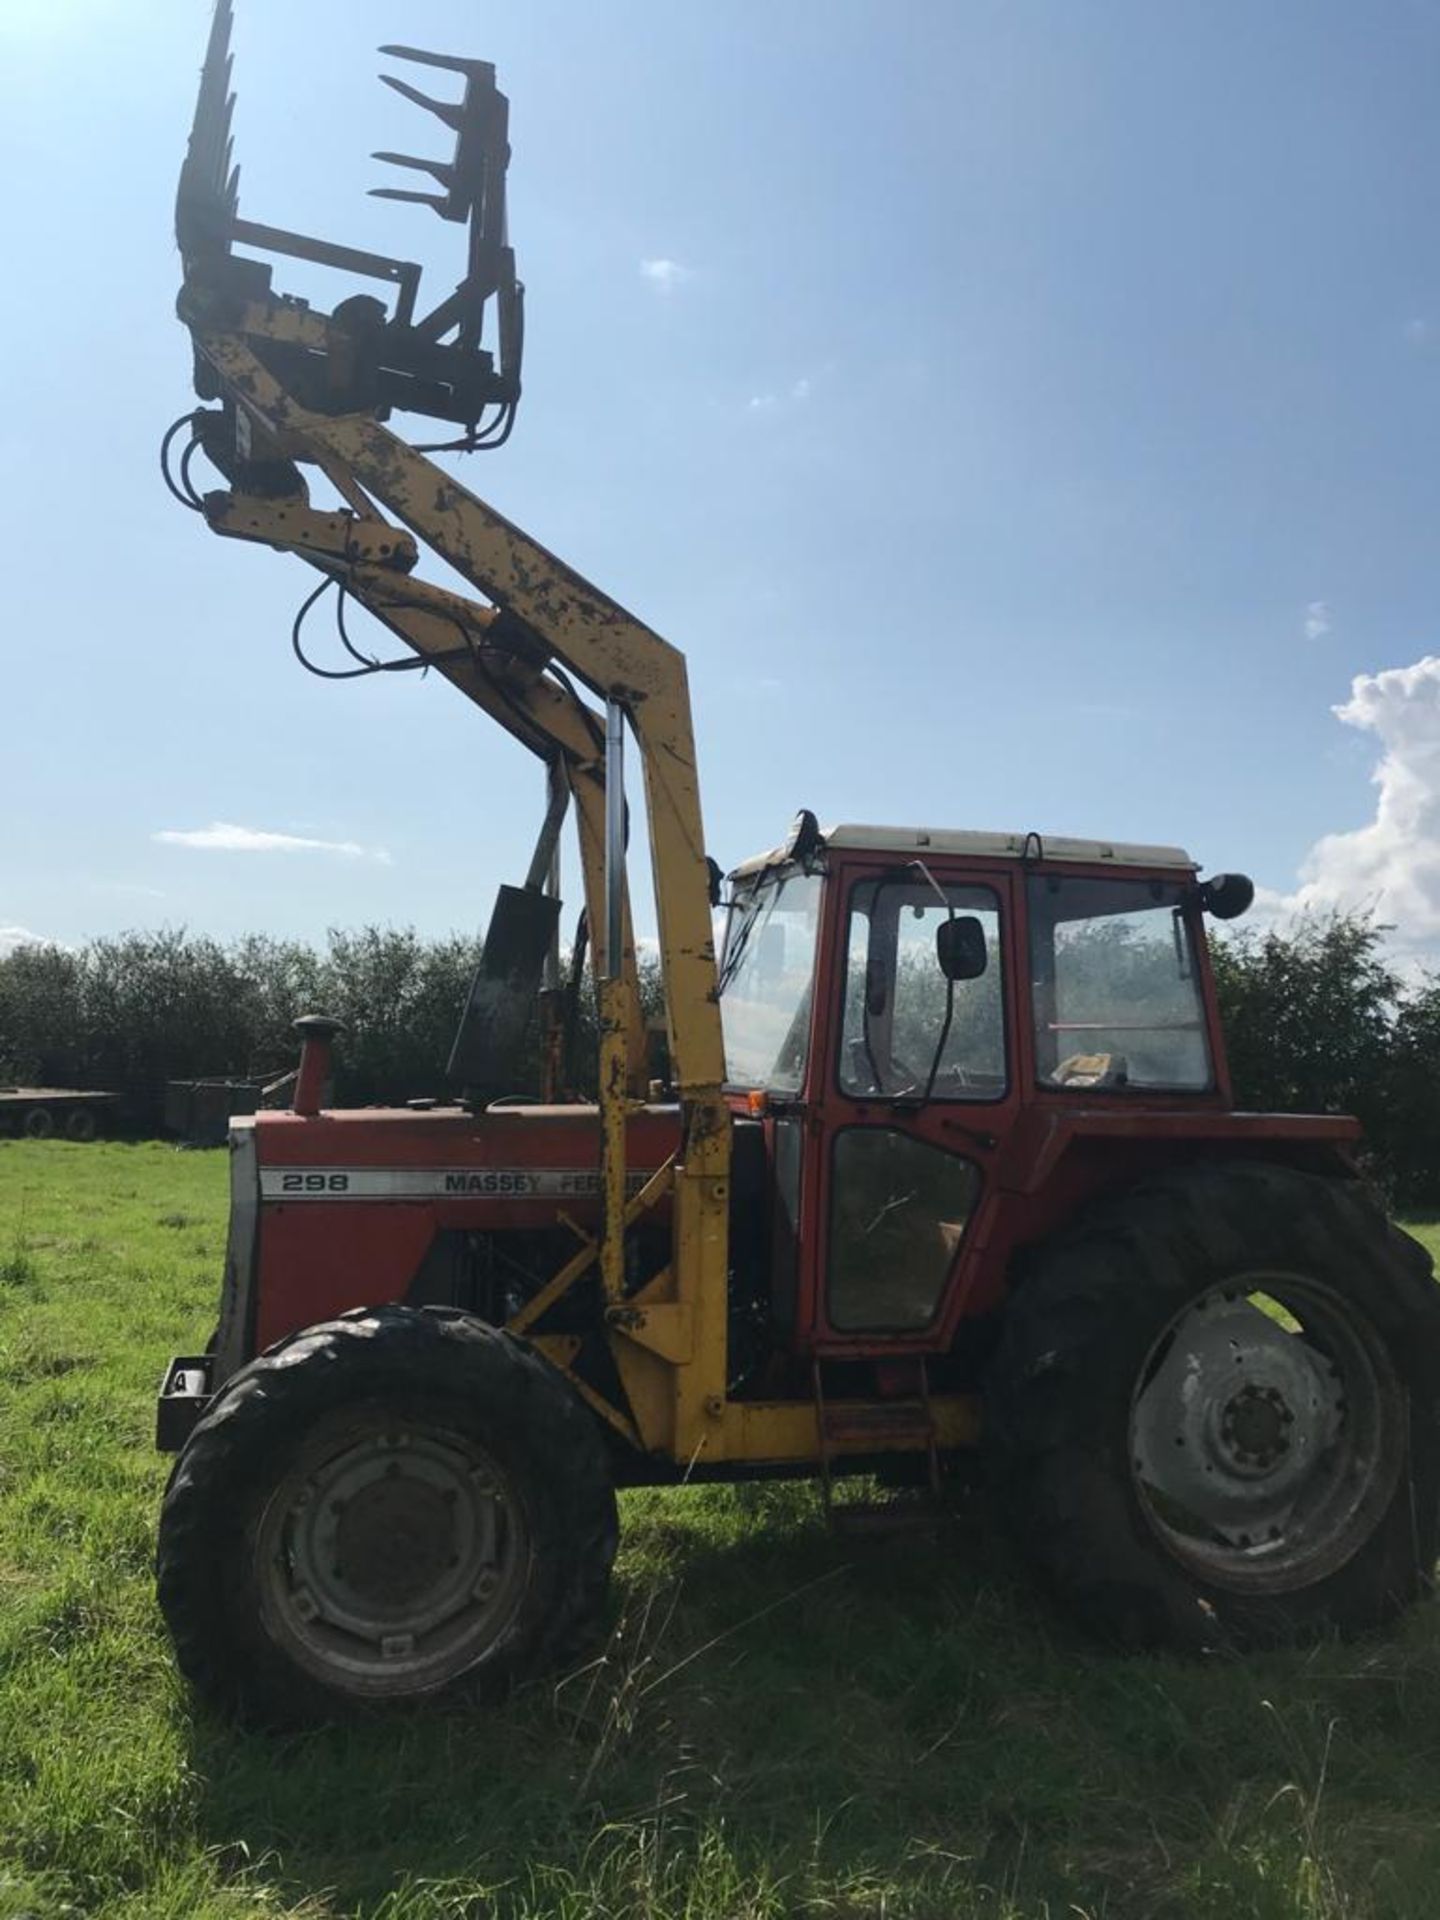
[936,915,988,982]
[1199,873,1254,921]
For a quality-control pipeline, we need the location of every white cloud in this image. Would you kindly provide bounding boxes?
[747,392,776,411]
[639,257,691,293]
[0,926,44,957]
[153,822,388,862]
[1304,599,1331,642]
[1268,656,1440,953]
[791,376,812,402]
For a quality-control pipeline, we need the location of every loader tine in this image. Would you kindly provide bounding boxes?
[373,150,457,189]
[192,12,234,152]
[369,187,450,213]
[188,71,233,186]
[380,44,496,83]
[201,0,234,81]
[177,0,240,253]
[379,72,463,132]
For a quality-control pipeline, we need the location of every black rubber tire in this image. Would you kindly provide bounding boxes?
[63,1108,98,1143]
[157,1305,618,1725]
[984,1162,1440,1650]
[22,1107,54,1140]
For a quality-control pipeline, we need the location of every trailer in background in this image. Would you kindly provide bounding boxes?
[0,1088,120,1142]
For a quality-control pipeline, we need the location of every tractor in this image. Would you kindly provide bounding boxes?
[155,4,1440,1724]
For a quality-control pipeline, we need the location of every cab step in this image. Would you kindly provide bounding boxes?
[820,1401,935,1450]
[813,1360,942,1530]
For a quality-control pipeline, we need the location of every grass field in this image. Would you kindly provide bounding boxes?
[2,1143,1439,1919]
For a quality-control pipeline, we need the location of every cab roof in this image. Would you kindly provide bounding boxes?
[729,822,1196,880]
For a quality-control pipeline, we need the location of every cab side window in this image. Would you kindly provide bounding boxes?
[839,879,1006,1100]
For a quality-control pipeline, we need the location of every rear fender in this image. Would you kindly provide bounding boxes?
[963,1109,1362,1321]
[1002,1107,1360,1200]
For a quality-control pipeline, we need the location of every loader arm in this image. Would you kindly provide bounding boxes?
[248,527,652,1086]
[169,4,734,1459]
[332,570,652,1087]
[184,316,724,1091]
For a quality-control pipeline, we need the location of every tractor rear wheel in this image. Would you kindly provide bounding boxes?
[984,1162,1440,1649]
[157,1305,618,1724]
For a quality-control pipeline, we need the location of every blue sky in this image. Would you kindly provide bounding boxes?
[6,0,1440,957]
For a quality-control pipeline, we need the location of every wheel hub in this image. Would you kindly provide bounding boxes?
[333,1475,456,1608]
[1219,1383,1290,1469]
[1131,1286,1356,1559]
[257,1422,525,1693]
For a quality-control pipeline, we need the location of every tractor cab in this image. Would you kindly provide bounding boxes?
[718,820,1254,1355]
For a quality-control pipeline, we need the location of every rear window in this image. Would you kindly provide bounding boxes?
[1027,875,1212,1091]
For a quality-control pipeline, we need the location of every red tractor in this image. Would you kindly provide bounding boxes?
[154,6,1440,1723]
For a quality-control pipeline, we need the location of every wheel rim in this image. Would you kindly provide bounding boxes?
[255,1415,531,1698]
[1129,1273,1406,1593]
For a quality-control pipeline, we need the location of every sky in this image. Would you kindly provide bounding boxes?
[5,0,1440,963]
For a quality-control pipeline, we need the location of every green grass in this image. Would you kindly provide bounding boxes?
[2,1143,1440,1919]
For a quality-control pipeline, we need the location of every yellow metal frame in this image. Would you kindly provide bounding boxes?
[179,294,983,1471]
[183,296,737,1458]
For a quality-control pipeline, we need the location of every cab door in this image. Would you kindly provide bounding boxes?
[801,861,1020,1352]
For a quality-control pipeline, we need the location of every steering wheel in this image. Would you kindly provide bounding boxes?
[848,1037,918,1096]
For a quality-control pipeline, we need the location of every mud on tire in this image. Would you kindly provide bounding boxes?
[984,1162,1440,1649]
[157,1305,618,1724]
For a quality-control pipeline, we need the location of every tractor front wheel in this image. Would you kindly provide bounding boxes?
[985,1163,1440,1649]
[157,1305,617,1723]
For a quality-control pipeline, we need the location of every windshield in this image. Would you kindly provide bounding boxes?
[719,870,823,1092]
[1028,875,1212,1091]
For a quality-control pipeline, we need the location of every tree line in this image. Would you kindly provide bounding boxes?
[0,930,492,1122]
[0,914,1436,1206]
[1210,914,1440,1209]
